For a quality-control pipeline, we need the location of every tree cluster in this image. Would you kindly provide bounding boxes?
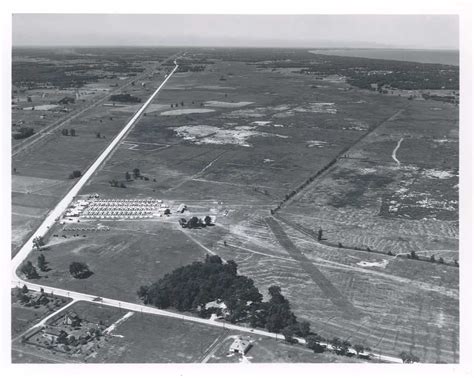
[61,128,76,136]
[399,351,420,363]
[69,262,92,279]
[20,260,39,279]
[109,93,141,103]
[109,179,126,188]
[69,170,82,179]
[13,127,35,140]
[58,96,75,105]
[179,216,213,228]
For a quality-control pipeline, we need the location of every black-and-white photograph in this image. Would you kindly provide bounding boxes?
[1,1,472,375]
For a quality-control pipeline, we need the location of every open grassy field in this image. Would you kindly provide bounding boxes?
[13,48,458,363]
[20,220,213,303]
[92,308,227,363]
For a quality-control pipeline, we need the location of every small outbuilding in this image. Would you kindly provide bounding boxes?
[229,337,252,355]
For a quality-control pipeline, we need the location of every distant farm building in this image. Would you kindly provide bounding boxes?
[229,337,252,355]
[58,96,75,105]
[177,203,187,213]
[63,311,81,327]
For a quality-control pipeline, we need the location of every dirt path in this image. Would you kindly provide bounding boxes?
[265,217,362,320]
[392,137,404,166]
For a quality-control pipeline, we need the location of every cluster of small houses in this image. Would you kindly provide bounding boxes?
[39,311,104,351]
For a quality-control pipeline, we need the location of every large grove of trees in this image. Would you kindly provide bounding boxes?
[138,255,309,336]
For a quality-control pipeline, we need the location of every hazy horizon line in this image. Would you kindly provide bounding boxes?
[11,44,460,51]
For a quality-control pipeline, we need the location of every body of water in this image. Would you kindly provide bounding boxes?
[309,49,459,66]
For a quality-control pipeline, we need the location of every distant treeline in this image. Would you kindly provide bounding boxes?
[13,62,100,89]
[109,93,142,103]
[252,53,458,90]
[177,65,206,73]
[13,60,142,89]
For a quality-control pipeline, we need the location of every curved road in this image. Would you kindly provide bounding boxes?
[392,137,404,166]
[11,58,402,364]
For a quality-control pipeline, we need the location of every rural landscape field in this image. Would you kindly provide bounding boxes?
[11,42,459,364]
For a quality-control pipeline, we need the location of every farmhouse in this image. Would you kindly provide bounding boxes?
[229,337,252,355]
[42,328,63,343]
[63,311,81,327]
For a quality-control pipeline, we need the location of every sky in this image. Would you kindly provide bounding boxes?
[12,14,459,49]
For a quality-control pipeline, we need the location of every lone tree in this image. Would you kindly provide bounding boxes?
[317,227,323,241]
[204,215,213,226]
[20,261,39,279]
[21,284,29,294]
[306,335,326,353]
[69,262,92,279]
[330,337,351,355]
[61,129,69,136]
[70,128,76,136]
[37,254,48,271]
[33,236,45,250]
[282,326,298,344]
[69,170,81,179]
[399,351,420,363]
[187,216,200,228]
[133,168,141,179]
[354,344,365,356]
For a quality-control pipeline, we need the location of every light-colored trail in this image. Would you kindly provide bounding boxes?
[392,137,404,167]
